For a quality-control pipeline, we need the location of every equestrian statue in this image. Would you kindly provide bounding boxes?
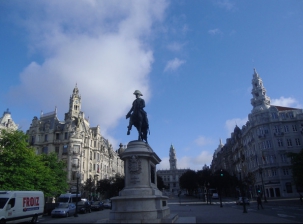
[126,90,149,143]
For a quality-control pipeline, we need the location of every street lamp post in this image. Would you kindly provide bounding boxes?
[208,182,211,205]
[258,166,268,203]
[239,170,247,213]
[74,172,80,217]
[219,169,223,208]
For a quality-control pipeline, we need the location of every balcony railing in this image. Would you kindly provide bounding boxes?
[53,139,61,144]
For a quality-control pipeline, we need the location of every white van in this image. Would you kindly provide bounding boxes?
[0,191,44,223]
[58,193,81,204]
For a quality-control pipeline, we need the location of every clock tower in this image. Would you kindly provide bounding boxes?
[169,144,177,170]
[64,84,82,122]
[69,84,81,118]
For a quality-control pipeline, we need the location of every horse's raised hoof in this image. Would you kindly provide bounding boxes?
[127,130,130,135]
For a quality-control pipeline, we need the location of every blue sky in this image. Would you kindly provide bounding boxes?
[1,0,303,171]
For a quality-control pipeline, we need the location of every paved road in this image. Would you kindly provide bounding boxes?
[38,196,303,223]
[168,195,303,223]
[39,209,111,223]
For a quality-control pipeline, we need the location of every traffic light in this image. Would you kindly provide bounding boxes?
[220,169,223,177]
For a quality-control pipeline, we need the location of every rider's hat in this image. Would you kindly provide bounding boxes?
[133,90,143,96]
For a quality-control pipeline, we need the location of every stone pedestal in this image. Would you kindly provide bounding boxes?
[109,141,171,223]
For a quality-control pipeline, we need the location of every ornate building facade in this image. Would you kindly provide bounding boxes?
[211,69,303,198]
[157,145,189,193]
[26,85,124,193]
[0,109,18,131]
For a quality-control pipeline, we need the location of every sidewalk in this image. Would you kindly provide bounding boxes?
[168,196,300,223]
[169,203,297,223]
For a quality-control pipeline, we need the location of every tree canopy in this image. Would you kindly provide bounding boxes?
[157,175,167,190]
[0,129,68,197]
[179,170,198,194]
[97,173,125,199]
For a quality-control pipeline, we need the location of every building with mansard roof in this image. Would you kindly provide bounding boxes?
[211,69,303,198]
[157,145,189,193]
[0,109,18,131]
[26,85,124,196]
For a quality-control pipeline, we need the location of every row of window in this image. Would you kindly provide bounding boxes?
[238,153,288,169]
[70,169,113,181]
[72,159,110,173]
[162,175,178,181]
[258,168,290,177]
[243,137,301,159]
[31,132,69,144]
[277,138,301,147]
[242,123,302,146]
[274,124,298,133]
[271,112,294,119]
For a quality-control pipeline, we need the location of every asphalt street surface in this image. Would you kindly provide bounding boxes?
[38,195,303,223]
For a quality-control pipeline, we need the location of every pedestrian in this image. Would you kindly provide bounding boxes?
[257,194,263,210]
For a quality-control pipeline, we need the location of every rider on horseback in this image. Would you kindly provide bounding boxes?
[126,90,149,137]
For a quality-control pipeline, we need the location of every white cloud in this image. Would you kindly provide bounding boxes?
[167,42,186,52]
[225,117,248,137]
[164,58,186,72]
[157,157,170,170]
[214,0,236,11]
[7,1,168,140]
[194,136,213,146]
[157,151,213,171]
[208,28,222,35]
[271,97,302,108]
[178,150,213,170]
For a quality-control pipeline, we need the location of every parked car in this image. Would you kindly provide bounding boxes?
[44,202,59,215]
[236,197,250,205]
[51,203,76,217]
[212,192,219,199]
[103,199,112,209]
[77,200,91,213]
[91,201,104,211]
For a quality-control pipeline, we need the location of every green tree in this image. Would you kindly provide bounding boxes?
[97,174,125,199]
[39,152,68,196]
[0,129,45,190]
[179,170,198,195]
[83,177,95,199]
[0,129,68,197]
[288,149,303,192]
[157,175,167,190]
[197,169,212,188]
[210,169,239,197]
[110,174,125,196]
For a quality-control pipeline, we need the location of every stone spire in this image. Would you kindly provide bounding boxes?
[169,144,177,170]
[250,68,271,113]
[69,84,82,117]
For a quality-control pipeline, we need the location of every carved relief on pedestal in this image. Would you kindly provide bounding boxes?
[128,155,141,185]
[128,155,141,174]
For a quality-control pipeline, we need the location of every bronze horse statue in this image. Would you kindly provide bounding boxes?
[126,90,149,143]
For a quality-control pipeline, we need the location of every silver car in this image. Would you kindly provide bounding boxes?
[51,203,76,217]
